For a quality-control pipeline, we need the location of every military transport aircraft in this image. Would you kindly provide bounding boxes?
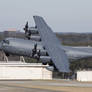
[0,16,92,72]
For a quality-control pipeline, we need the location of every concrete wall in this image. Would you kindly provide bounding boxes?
[77,70,92,82]
[0,63,52,80]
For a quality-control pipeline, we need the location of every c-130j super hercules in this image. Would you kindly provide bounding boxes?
[0,16,92,72]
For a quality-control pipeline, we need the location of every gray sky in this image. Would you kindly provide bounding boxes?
[0,0,92,32]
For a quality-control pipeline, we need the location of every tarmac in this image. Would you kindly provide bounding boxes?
[0,79,92,92]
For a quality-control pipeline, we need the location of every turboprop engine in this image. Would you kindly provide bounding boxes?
[23,22,39,40]
[37,49,47,56]
[31,35,41,41]
[28,27,38,34]
[32,44,47,57]
[32,44,52,65]
[40,56,51,65]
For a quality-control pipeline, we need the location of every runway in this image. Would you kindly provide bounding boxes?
[0,84,57,92]
[0,80,92,92]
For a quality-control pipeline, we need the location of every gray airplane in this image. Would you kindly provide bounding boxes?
[0,16,92,72]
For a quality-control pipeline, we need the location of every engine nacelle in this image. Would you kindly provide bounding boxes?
[37,49,47,56]
[31,35,41,41]
[40,56,51,65]
[46,66,54,71]
[29,27,38,34]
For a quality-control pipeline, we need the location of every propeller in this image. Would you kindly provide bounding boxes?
[23,21,29,34]
[32,43,37,57]
[37,50,41,61]
[23,21,31,39]
[32,43,41,61]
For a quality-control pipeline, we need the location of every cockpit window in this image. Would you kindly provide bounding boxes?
[3,40,9,44]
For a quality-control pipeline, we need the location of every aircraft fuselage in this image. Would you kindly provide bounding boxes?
[1,37,92,61]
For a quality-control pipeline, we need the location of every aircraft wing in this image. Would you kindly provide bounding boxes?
[33,16,70,72]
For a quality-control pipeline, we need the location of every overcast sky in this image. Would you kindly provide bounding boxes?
[0,0,92,32]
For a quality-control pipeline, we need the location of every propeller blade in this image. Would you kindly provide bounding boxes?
[26,21,28,28]
[37,50,41,57]
[37,50,41,61]
[34,43,37,51]
[32,43,37,57]
[23,21,29,34]
[23,21,32,40]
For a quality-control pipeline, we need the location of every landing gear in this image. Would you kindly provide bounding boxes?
[42,62,47,65]
[5,53,9,57]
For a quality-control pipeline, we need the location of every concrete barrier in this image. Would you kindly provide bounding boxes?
[0,63,52,80]
[77,70,92,82]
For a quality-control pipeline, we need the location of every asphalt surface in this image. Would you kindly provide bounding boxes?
[0,85,59,92]
[0,82,59,92]
[0,80,92,92]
